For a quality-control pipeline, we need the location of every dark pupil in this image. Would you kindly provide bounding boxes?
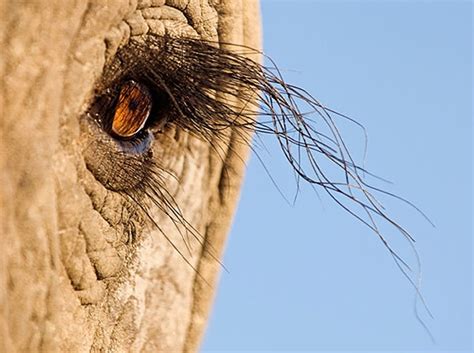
[128,99,139,111]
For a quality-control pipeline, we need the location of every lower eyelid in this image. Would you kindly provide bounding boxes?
[81,118,153,192]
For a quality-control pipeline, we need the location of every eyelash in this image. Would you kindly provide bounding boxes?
[83,34,431,287]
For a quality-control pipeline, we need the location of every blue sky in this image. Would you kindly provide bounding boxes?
[203,1,472,352]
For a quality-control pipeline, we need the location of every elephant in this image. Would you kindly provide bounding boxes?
[1,0,421,352]
[1,1,262,351]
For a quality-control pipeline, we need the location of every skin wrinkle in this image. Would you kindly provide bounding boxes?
[81,213,124,281]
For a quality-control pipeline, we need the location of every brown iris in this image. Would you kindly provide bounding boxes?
[111,80,152,139]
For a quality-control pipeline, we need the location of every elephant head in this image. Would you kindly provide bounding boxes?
[1,1,422,352]
[1,1,262,351]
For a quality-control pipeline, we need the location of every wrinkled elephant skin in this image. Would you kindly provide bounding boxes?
[0,1,261,352]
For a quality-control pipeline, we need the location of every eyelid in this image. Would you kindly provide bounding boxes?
[81,117,153,191]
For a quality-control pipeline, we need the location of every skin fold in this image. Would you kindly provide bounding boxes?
[0,0,261,352]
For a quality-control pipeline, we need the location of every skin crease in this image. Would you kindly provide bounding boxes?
[0,0,261,352]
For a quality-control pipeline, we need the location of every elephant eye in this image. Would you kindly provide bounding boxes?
[111,80,152,139]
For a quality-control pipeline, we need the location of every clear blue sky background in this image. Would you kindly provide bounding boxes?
[203,1,472,352]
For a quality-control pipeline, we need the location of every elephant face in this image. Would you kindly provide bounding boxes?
[1,1,261,351]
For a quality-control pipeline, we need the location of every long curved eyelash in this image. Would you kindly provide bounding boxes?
[88,34,433,325]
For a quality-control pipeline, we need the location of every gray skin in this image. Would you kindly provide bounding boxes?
[0,1,261,352]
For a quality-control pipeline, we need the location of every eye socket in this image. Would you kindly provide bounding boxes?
[111,80,153,139]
